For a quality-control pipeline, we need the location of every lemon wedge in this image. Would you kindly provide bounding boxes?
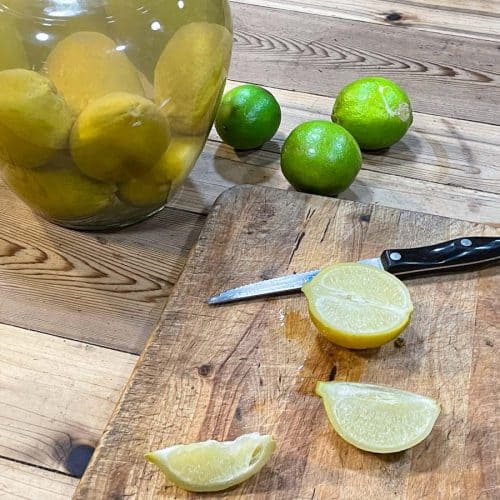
[317,381,440,453]
[302,263,413,349]
[145,433,276,492]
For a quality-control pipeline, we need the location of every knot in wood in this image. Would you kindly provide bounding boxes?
[198,364,213,377]
[385,12,402,22]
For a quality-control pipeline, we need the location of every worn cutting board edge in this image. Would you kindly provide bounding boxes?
[75,185,499,499]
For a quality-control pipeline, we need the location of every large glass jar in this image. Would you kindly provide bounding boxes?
[0,1,232,229]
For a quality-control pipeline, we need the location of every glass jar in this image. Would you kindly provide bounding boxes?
[0,0,232,229]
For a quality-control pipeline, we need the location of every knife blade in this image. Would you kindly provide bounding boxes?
[208,236,500,305]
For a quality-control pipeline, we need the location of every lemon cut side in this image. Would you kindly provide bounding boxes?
[303,263,413,349]
[317,381,440,453]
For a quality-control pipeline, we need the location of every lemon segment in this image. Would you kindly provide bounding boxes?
[316,381,440,453]
[302,263,413,349]
[145,433,276,493]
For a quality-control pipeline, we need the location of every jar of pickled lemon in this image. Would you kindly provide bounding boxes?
[0,1,232,229]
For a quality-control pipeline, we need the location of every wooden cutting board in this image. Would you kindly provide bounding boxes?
[75,186,498,499]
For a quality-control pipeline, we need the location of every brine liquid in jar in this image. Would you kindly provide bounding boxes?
[0,0,232,229]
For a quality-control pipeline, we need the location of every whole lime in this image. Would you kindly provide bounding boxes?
[215,84,281,150]
[332,77,413,150]
[281,120,362,196]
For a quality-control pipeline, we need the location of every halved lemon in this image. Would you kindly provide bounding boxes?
[302,263,413,349]
[316,381,440,453]
[145,433,276,492]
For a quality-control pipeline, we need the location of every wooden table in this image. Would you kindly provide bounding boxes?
[0,1,498,498]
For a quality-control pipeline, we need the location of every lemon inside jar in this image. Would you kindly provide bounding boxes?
[0,2,232,229]
[3,163,116,220]
[155,22,232,136]
[70,92,171,183]
[0,69,73,168]
[117,135,204,207]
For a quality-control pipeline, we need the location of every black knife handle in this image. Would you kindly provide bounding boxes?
[380,237,500,276]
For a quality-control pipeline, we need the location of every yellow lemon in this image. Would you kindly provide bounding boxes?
[70,92,170,183]
[302,263,413,349]
[118,177,171,208]
[2,164,116,220]
[45,31,144,114]
[154,22,232,135]
[119,135,203,207]
[145,433,276,493]
[0,69,73,168]
[151,135,204,189]
[316,381,440,453]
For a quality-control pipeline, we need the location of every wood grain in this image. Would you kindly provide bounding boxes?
[229,3,500,124]
[0,458,77,499]
[75,186,499,499]
[0,181,204,353]
[0,323,136,473]
[232,0,500,41]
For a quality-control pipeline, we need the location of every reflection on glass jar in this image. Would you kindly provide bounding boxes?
[0,0,232,229]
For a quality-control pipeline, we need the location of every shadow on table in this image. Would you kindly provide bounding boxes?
[212,141,281,186]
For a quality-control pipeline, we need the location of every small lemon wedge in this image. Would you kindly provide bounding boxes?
[317,381,440,453]
[145,433,276,492]
[302,263,413,349]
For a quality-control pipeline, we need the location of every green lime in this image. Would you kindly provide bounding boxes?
[332,77,413,150]
[280,120,362,196]
[215,84,281,150]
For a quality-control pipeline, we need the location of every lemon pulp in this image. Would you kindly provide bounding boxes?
[316,381,440,453]
[302,263,413,349]
[145,433,276,492]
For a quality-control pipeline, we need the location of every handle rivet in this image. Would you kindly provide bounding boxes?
[461,238,472,247]
[390,252,402,261]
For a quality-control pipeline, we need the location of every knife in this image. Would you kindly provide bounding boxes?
[208,236,500,305]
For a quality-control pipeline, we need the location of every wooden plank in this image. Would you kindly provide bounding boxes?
[229,3,500,124]
[74,186,499,498]
[0,324,136,473]
[0,458,77,499]
[211,81,500,195]
[170,141,500,225]
[232,0,500,41]
[0,180,205,352]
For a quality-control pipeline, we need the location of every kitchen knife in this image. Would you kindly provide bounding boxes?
[208,236,500,305]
